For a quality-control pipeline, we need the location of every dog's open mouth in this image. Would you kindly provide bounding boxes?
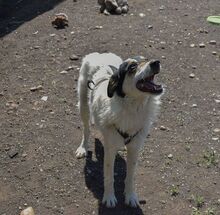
[136,75,163,94]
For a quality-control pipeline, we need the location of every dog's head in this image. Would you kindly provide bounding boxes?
[107,56,163,98]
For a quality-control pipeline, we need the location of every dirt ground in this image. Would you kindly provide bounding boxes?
[0,0,220,214]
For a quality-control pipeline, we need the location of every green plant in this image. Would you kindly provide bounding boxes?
[191,195,204,208]
[204,208,215,215]
[191,207,202,215]
[203,150,218,167]
[170,185,179,196]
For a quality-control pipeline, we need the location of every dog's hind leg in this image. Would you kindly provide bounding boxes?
[76,63,91,159]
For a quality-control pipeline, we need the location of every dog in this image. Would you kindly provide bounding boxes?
[75,52,163,208]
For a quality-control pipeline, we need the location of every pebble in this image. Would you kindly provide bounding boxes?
[20,207,35,215]
[212,137,219,141]
[192,104,197,108]
[168,154,173,159]
[189,73,195,78]
[8,148,19,158]
[215,99,220,104]
[95,25,103,29]
[192,65,197,69]
[30,85,43,92]
[69,54,79,61]
[212,51,217,55]
[60,70,68,74]
[213,128,220,133]
[199,43,205,48]
[160,125,167,131]
[190,44,195,48]
[209,40,216,45]
[50,33,56,37]
[139,13,146,17]
[147,25,153,29]
[41,96,48,102]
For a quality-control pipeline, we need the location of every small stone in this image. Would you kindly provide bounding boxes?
[50,33,56,37]
[215,99,220,104]
[139,13,146,17]
[199,43,205,48]
[209,40,216,45]
[30,85,43,92]
[192,104,197,108]
[213,128,220,133]
[161,56,166,59]
[212,137,219,141]
[160,126,166,131]
[147,25,153,29]
[69,54,79,61]
[95,25,103,29]
[190,44,195,48]
[212,51,217,55]
[8,148,19,158]
[34,46,40,49]
[0,91,4,96]
[41,96,48,102]
[159,5,165,10]
[189,73,195,78]
[66,66,74,71]
[60,70,68,74]
[168,154,173,159]
[192,65,197,69]
[22,153,27,158]
[20,207,35,215]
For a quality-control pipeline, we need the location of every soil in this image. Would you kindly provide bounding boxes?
[0,0,220,215]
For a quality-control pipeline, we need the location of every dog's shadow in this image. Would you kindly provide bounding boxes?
[84,139,144,215]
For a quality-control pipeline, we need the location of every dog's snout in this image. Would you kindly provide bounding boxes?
[149,60,160,74]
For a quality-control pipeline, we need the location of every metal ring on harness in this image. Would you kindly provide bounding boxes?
[87,80,95,90]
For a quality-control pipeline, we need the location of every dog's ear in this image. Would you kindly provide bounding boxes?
[107,73,119,98]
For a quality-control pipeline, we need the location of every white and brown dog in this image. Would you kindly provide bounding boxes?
[75,52,163,208]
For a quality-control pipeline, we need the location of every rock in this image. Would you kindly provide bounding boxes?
[30,85,43,92]
[189,73,195,78]
[215,99,220,104]
[20,207,35,215]
[192,65,197,69]
[199,43,205,48]
[60,70,68,74]
[50,33,56,37]
[52,13,68,29]
[95,25,103,29]
[209,40,216,45]
[147,25,153,29]
[168,154,173,159]
[160,125,166,131]
[190,44,195,48]
[159,5,165,10]
[69,54,79,61]
[192,104,197,108]
[139,13,146,17]
[8,148,19,158]
[212,137,219,141]
[213,128,220,133]
[212,51,217,55]
[41,96,48,101]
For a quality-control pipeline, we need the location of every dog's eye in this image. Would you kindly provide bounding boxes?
[128,62,138,72]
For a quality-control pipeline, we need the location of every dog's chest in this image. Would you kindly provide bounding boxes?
[114,103,150,133]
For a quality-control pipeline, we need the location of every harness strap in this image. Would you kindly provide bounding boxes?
[116,128,141,145]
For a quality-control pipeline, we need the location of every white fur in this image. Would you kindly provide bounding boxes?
[75,52,163,207]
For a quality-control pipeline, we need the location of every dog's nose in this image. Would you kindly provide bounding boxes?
[149,60,160,74]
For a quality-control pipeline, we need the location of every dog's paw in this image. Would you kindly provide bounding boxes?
[102,193,117,208]
[125,192,140,208]
[75,146,87,159]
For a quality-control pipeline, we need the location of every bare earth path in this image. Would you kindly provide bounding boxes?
[0,0,219,214]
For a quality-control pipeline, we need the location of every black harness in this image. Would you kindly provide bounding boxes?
[116,128,141,145]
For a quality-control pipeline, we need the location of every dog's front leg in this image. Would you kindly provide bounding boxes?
[125,142,141,207]
[102,134,118,208]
